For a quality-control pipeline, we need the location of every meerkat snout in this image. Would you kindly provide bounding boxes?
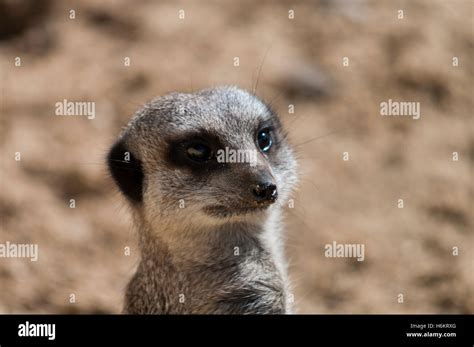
[252,182,278,203]
[108,86,298,314]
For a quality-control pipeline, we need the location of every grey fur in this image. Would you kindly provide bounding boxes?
[108,86,298,314]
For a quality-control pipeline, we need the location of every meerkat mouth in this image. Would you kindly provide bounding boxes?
[203,204,270,218]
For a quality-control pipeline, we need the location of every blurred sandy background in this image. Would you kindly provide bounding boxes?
[0,0,472,313]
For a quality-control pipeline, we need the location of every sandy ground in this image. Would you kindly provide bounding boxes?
[0,0,472,313]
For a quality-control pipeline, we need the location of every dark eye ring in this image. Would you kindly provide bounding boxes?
[185,142,213,162]
[257,128,273,152]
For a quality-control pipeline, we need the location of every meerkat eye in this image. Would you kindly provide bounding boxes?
[186,142,213,162]
[257,128,273,152]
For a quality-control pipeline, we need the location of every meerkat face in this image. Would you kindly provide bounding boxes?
[108,86,297,227]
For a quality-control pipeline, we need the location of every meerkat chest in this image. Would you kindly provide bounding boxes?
[210,260,287,314]
[125,256,287,314]
[175,255,288,314]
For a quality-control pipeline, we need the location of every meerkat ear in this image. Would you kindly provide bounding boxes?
[107,138,144,203]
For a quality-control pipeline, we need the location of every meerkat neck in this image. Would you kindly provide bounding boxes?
[124,214,289,314]
[137,217,273,266]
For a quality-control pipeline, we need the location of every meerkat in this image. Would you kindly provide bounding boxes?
[107,86,298,314]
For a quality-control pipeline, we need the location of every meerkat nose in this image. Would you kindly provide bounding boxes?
[252,182,278,203]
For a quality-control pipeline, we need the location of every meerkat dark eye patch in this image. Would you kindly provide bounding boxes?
[186,142,213,162]
[165,129,227,174]
[257,127,273,152]
[256,117,282,152]
[107,138,144,203]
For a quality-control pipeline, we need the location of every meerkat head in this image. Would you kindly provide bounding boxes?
[108,86,297,229]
